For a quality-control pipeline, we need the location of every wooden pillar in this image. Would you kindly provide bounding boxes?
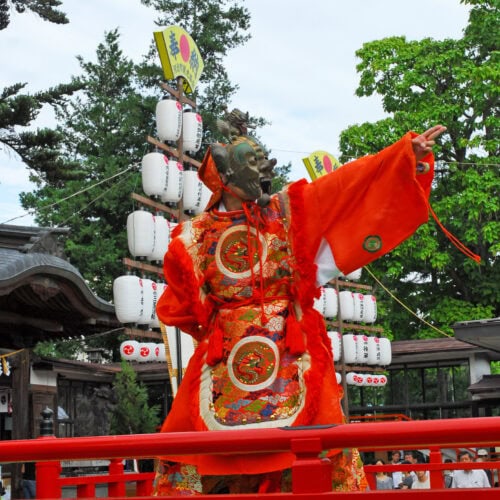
[10,348,31,499]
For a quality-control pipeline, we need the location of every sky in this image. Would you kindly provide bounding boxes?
[0,0,471,226]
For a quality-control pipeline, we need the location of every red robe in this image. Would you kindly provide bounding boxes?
[156,132,434,476]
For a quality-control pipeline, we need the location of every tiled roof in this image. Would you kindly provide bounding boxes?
[0,225,117,348]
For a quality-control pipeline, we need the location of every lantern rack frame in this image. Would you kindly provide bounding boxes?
[122,257,164,278]
[130,192,178,218]
[118,76,200,384]
[323,277,386,421]
[125,78,201,279]
[146,135,202,171]
[160,82,196,109]
[123,327,162,341]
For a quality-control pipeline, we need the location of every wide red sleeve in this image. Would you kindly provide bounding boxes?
[302,132,434,274]
[156,236,211,342]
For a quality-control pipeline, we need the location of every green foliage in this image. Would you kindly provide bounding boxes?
[21,30,154,302]
[0,0,68,30]
[33,338,82,359]
[0,81,81,183]
[17,3,253,359]
[0,0,74,174]
[272,161,292,192]
[109,360,160,435]
[1,0,79,187]
[340,0,499,339]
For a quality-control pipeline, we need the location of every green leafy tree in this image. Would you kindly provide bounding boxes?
[110,360,160,435]
[33,338,82,359]
[338,0,499,339]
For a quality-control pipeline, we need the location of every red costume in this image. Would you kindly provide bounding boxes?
[154,133,434,494]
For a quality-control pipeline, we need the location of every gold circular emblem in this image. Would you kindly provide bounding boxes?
[227,336,279,391]
[215,225,267,279]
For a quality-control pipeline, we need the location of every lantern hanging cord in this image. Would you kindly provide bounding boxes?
[55,169,135,228]
[1,163,139,225]
[364,266,452,338]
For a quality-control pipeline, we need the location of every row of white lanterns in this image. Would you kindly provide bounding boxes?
[155,98,203,152]
[314,289,377,323]
[113,275,167,326]
[327,331,392,366]
[141,152,212,208]
[337,372,388,387]
[119,328,195,366]
[127,210,178,262]
[120,341,166,362]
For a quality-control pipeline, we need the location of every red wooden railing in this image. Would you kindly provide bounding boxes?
[2,416,499,498]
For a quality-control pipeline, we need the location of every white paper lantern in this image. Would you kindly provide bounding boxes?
[160,160,184,203]
[127,210,155,258]
[324,287,338,318]
[137,343,153,362]
[364,373,374,386]
[113,274,142,324]
[147,342,158,362]
[378,374,388,386]
[356,334,369,364]
[378,337,392,366]
[182,109,203,153]
[120,340,140,361]
[156,98,182,142]
[327,331,342,362]
[343,268,362,281]
[352,293,365,323]
[193,182,212,215]
[167,220,178,247]
[313,287,326,317]
[148,214,169,263]
[346,372,364,386]
[363,295,377,324]
[313,287,327,316]
[335,372,342,385]
[182,169,204,211]
[367,336,382,365]
[155,343,167,362]
[165,326,196,371]
[137,278,155,326]
[157,282,168,301]
[149,281,161,328]
[342,333,358,364]
[141,152,168,197]
[339,290,355,321]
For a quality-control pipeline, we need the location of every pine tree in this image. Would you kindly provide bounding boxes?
[21,30,155,302]
[0,0,80,194]
[110,361,160,435]
[0,0,68,30]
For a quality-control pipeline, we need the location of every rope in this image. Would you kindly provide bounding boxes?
[364,266,452,338]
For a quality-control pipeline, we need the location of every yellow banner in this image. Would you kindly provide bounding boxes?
[154,26,204,94]
[302,150,340,180]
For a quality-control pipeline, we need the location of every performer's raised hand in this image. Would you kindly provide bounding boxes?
[412,125,447,161]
